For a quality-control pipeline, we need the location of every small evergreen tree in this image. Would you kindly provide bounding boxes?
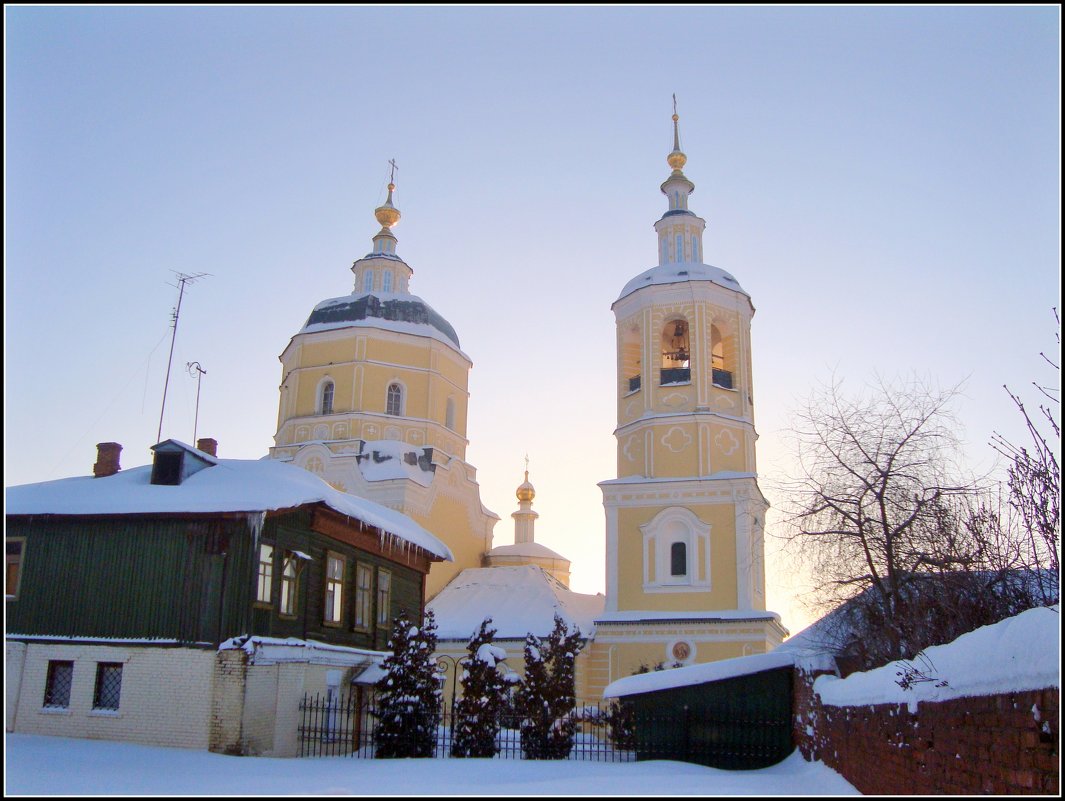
[374,609,441,758]
[451,617,508,758]
[517,614,582,759]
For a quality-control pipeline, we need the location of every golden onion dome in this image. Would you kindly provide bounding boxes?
[516,470,535,502]
[667,113,687,171]
[374,183,401,228]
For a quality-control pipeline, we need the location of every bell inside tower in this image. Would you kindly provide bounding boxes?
[660,319,690,385]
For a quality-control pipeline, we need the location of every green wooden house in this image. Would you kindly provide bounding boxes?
[5,439,451,755]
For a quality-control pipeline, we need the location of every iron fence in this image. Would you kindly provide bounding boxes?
[298,693,637,761]
[298,692,791,767]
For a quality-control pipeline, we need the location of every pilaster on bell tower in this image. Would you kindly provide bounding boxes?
[588,100,785,699]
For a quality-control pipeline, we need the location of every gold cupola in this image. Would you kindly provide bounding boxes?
[516,469,536,503]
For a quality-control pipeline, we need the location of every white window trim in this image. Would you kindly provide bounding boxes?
[385,380,405,417]
[641,506,712,592]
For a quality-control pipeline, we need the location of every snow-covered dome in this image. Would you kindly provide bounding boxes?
[301,290,461,350]
[617,261,748,303]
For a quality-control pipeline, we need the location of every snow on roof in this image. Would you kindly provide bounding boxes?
[814,604,1060,709]
[616,261,748,304]
[596,609,783,624]
[5,457,452,561]
[487,541,570,562]
[603,651,796,699]
[428,565,605,641]
[219,635,387,668]
[358,439,435,487]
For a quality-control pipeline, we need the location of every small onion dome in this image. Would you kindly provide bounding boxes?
[374,183,401,228]
[516,471,535,503]
[667,113,687,172]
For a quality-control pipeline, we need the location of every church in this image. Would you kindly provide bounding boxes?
[266,107,787,699]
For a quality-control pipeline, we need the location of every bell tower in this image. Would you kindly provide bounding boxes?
[588,102,786,696]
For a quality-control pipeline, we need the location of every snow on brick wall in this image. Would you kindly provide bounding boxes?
[794,668,1059,795]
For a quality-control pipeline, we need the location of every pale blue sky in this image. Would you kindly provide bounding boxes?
[5,5,1060,633]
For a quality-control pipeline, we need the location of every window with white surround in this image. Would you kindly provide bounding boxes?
[256,544,273,604]
[445,397,456,430]
[354,563,373,630]
[641,507,712,590]
[386,383,403,416]
[280,552,303,616]
[324,553,345,625]
[320,380,334,415]
[382,271,393,293]
[363,271,374,293]
[675,233,684,261]
[376,568,391,626]
[691,234,699,263]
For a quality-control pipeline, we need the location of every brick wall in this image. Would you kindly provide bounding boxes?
[794,668,1059,794]
[10,642,215,749]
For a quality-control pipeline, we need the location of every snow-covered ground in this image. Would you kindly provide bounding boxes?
[4,734,859,796]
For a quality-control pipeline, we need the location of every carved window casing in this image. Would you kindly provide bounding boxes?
[641,507,711,591]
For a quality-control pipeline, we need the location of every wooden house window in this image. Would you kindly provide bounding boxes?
[43,661,74,709]
[6,538,24,598]
[376,567,392,626]
[280,552,306,617]
[354,563,373,630]
[256,544,273,605]
[324,553,345,625]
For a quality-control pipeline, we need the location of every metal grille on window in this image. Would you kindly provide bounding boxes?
[43,660,74,709]
[93,663,123,710]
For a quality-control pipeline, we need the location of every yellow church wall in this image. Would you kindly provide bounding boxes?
[614,503,739,612]
[363,338,433,371]
[297,338,356,369]
[414,490,494,600]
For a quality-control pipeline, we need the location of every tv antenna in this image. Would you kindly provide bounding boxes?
[186,361,207,444]
[157,271,210,443]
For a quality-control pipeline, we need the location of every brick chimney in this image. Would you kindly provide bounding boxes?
[93,442,122,478]
[196,438,218,457]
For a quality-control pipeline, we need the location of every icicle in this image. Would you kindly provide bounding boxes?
[246,511,267,545]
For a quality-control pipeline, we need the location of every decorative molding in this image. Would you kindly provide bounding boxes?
[662,426,692,452]
[715,428,739,456]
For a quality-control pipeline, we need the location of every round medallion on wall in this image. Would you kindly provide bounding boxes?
[670,640,693,663]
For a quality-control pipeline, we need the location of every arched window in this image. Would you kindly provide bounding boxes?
[660,236,669,265]
[660,319,690,385]
[320,381,334,415]
[382,270,393,293]
[386,383,403,416]
[675,233,684,262]
[363,270,374,293]
[711,324,733,389]
[670,542,687,576]
[691,234,699,263]
[445,397,456,430]
[622,323,642,394]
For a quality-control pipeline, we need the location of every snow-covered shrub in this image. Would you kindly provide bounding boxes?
[374,609,441,758]
[516,614,582,759]
[451,617,508,758]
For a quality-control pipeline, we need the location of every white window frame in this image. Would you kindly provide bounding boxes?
[319,379,335,415]
[324,552,345,625]
[256,543,273,605]
[363,270,374,293]
[382,270,393,293]
[641,507,712,591]
[385,382,404,417]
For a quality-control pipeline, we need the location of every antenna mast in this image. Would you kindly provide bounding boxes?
[157,272,209,443]
[187,361,207,444]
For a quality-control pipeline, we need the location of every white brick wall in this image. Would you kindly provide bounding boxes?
[6,641,28,732]
[9,642,215,749]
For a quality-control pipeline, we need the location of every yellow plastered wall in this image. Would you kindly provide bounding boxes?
[615,503,738,612]
[417,491,492,600]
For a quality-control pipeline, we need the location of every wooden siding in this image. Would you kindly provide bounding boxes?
[5,515,254,644]
[253,509,427,651]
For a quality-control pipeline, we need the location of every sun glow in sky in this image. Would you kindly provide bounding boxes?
[4,6,1060,635]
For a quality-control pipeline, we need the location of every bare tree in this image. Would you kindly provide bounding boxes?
[778,375,1014,669]
[991,308,1060,604]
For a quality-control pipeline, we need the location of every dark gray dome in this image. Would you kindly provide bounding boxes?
[303,293,461,349]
